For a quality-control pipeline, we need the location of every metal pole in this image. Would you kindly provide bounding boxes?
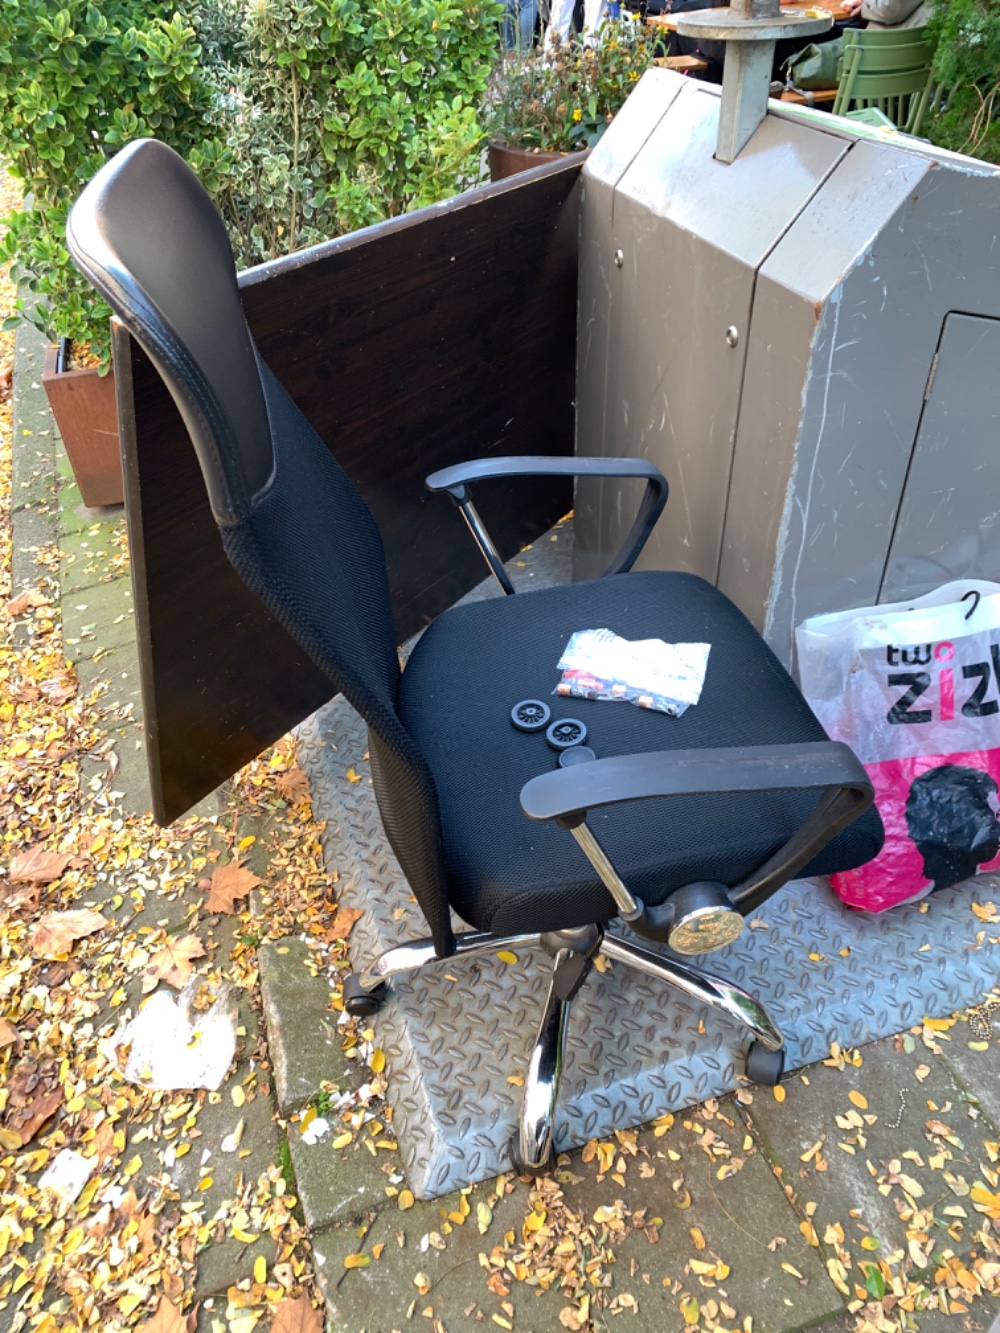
[675,3,832,163]
[716,40,778,163]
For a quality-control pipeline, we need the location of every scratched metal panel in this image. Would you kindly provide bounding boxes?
[758,156,1000,668]
[881,314,1000,602]
[295,533,1000,1201]
[718,139,930,648]
[580,85,847,587]
[574,69,686,583]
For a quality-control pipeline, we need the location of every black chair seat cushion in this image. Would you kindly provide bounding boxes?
[398,571,883,936]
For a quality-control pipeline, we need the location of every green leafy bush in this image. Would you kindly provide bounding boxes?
[483,19,653,154]
[0,0,502,371]
[190,0,502,257]
[926,0,1000,162]
[0,1,217,369]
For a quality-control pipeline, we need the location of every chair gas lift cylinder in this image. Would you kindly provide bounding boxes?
[575,25,1000,671]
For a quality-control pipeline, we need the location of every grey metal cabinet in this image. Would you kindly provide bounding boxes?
[575,69,1000,668]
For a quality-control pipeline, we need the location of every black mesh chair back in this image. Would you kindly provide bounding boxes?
[68,139,454,954]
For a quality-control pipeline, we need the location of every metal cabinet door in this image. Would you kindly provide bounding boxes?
[881,312,1000,603]
[575,79,847,585]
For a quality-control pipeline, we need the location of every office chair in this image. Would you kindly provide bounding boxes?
[68,140,884,1173]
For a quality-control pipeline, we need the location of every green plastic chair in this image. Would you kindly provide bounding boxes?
[846,105,897,128]
[833,27,936,135]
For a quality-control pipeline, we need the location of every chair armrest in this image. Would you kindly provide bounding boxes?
[520,741,874,912]
[425,456,668,593]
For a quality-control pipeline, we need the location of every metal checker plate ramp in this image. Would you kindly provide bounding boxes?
[295,538,1000,1200]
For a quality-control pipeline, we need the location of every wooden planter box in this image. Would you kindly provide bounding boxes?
[42,340,124,508]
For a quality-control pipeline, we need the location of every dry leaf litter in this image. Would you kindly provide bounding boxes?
[0,170,327,1333]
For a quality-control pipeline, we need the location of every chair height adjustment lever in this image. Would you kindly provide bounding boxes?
[551,952,594,1002]
[539,924,601,1001]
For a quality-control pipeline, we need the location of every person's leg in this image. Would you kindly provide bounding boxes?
[502,0,517,49]
[583,0,608,34]
[545,0,576,47]
[503,0,535,49]
[519,0,539,49]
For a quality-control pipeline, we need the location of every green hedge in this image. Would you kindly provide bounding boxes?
[0,0,502,370]
[926,0,1000,164]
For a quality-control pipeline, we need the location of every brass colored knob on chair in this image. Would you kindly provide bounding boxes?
[665,882,745,955]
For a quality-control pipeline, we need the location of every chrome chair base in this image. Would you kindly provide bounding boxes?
[345,923,785,1173]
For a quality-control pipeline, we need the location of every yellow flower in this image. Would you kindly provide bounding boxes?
[629,70,639,79]
[572,108,582,121]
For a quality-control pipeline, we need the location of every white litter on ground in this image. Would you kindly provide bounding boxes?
[38,1149,95,1213]
[108,977,238,1091]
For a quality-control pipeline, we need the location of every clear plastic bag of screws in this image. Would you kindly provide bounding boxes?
[554,628,710,716]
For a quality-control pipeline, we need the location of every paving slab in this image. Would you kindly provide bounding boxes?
[312,1179,529,1333]
[9,325,59,598]
[63,576,136,654]
[939,1009,1000,1135]
[311,1104,845,1333]
[75,638,144,719]
[259,938,341,1115]
[57,525,128,590]
[813,1302,1000,1332]
[289,1127,402,1233]
[11,426,56,513]
[47,430,152,813]
[10,501,57,594]
[747,1035,1000,1323]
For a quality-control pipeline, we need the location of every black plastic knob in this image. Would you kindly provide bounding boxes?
[558,745,596,768]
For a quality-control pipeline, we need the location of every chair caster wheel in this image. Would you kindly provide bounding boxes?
[343,972,386,1016]
[512,699,551,732]
[508,1136,553,1178]
[745,1041,785,1087]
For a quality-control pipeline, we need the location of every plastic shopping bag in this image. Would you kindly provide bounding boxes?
[796,580,1000,912]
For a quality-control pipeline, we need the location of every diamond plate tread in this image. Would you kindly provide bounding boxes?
[293,529,1000,1201]
[297,690,1000,1201]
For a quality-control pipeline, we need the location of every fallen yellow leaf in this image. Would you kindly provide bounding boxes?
[970,1183,1000,1217]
